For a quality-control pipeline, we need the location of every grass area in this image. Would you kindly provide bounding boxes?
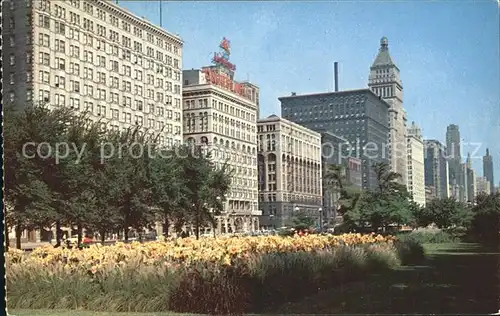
[272,242,500,314]
[9,310,195,316]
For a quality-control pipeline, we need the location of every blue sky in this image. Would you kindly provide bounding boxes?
[121,0,500,184]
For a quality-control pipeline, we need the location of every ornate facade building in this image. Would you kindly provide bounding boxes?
[182,39,261,233]
[368,37,408,187]
[257,115,323,228]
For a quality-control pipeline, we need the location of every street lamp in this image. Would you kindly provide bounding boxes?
[318,207,323,233]
[214,196,221,237]
[269,214,275,230]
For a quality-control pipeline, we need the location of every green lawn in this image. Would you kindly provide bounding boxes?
[272,242,500,314]
[10,243,500,315]
[9,311,196,316]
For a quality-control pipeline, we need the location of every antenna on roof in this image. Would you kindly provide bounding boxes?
[160,0,163,27]
[334,62,339,92]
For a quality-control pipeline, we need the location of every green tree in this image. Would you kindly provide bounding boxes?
[174,145,232,239]
[104,127,156,240]
[470,192,500,244]
[150,147,184,237]
[325,163,364,230]
[292,211,316,231]
[4,105,72,248]
[418,197,473,229]
[342,162,414,232]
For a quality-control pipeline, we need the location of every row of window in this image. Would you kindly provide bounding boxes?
[184,99,256,122]
[256,124,276,133]
[41,0,181,55]
[35,18,181,71]
[36,34,181,81]
[184,112,255,142]
[284,105,366,117]
[35,81,179,110]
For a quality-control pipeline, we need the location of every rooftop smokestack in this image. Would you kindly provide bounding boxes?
[334,62,339,92]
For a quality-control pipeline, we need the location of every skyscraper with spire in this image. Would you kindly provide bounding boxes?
[368,37,408,187]
[483,148,495,194]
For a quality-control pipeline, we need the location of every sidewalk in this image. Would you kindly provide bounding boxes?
[20,242,51,249]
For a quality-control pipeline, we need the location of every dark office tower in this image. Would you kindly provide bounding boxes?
[483,148,495,194]
[424,140,450,199]
[446,125,461,181]
[280,89,390,190]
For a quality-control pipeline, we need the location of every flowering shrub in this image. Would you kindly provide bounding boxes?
[6,233,413,314]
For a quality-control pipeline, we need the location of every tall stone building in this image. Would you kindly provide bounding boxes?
[257,115,323,228]
[280,89,390,190]
[407,122,426,206]
[483,148,495,194]
[183,38,261,233]
[3,0,184,147]
[424,140,449,199]
[368,37,407,187]
[446,124,466,201]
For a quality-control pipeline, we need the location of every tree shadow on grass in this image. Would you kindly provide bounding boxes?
[270,243,499,315]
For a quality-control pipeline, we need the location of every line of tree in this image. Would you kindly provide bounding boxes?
[326,161,500,242]
[4,105,232,250]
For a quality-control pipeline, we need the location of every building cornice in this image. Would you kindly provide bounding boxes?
[93,0,183,47]
[184,84,258,109]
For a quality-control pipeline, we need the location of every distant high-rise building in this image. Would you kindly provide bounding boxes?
[446,125,461,180]
[424,140,449,199]
[483,148,495,194]
[280,89,390,190]
[465,153,477,202]
[445,124,466,200]
[476,176,492,195]
[458,162,468,202]
[407,122,426,206]
[368,37,407,187]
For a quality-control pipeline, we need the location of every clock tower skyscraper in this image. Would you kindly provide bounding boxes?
[368,37,408,186]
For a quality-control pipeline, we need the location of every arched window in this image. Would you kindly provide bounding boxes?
[201,136,208,144]
[187,137,195,145]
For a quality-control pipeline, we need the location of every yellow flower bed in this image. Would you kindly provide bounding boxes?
[7,233,396,275]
